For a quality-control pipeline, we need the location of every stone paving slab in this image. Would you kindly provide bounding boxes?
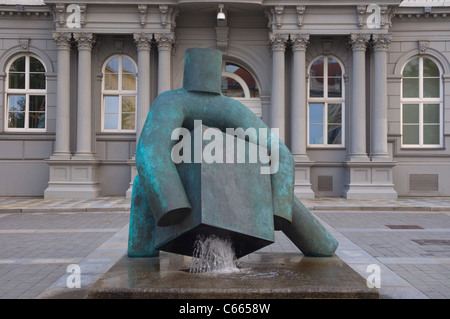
[1,196,450,299]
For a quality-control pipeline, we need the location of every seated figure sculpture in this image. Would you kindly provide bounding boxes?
[128,48,338,258]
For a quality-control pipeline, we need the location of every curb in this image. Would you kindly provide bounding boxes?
[1,206,449,214]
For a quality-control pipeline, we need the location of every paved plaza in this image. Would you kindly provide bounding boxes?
[0,196,449,299]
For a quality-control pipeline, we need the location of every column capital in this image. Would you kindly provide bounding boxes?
[269,33,289,52]
[73,32,96,51]
[372,33,392,51]
[52,32,72,50]
[349,33,371,51]
[154,33,175,51]
[133,32,152,51]
[291,33,310,51]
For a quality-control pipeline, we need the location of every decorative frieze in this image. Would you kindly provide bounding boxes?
[138,4,147,26]
[155,33,175,51]
[269,33,289,52]
[291,33,310,52]
[52,32,72,50]
[349,33,371,51]
[372,33,392,51]
[296,6,306,28]
[73,32,96,50]
[133,32,152,51]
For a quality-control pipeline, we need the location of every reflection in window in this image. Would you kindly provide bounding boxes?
[222,62,260,98]
[102,56,137,131]
[308,56,344,147]
[6,55,46,131]
[401,57,442,147]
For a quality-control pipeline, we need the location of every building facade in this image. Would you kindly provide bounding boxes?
[0,0,449,199]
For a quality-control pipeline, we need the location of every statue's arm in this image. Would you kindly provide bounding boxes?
[135,92,191,227]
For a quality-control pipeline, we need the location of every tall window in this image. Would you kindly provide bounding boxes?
[5,55,46,131]
[308,56,344,147]
[102,55,137,132]
[402,56,442,147]
[221,61,262,117]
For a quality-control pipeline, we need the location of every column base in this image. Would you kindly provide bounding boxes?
[125,157,137,199]
[344,160,397,200]
[44,157,101,200]
[293,155,315,199]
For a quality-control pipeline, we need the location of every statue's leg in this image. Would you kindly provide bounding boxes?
[280,197,338,257]
[127,174,159,257]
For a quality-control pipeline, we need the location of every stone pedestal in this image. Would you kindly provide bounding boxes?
[344,161,397,199]
[88,252,379,299]
[44,158,101,199]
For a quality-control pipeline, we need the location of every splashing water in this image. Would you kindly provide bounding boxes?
[189,235,240,274]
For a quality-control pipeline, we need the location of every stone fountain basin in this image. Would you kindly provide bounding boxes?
[88,252,379,299]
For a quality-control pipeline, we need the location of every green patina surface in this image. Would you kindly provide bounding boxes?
[127,48,338,259]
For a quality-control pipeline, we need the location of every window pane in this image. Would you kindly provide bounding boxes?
[29,95,46,129]
[423,125,440,145]
[309,103,323,124]
[225,63,259,97]
[423,58,439,77]
[9,73,25,89]
[104,113,118,130]
[310,57,324,77]
[8,95,26,112]
[122,57,136,74]
[221,76,245,97]
[10,57,25,72]
[424,104,440,124]
[328,57,342,77]
[402,78,419,98]
[104,73,119,91]
[309,125,324,144]
[30,57,45,73]
[310,77,324,97]
[8,94,25,128]
[30,73,46,90]
[328,125,342,145]
[122,96,136,113]
[29,95,45,112]
[105,96,119,113]
[122,113,135,130]
[403,58,419,77]
[403,104,419,124]
[122,72,137,91]
[106,57,119,73]
[29,112,45,129]
[403,125,419,145]
[8,112,25,128]
[328,104,342,124]
[423,78,440,98]
[328,78,342,97]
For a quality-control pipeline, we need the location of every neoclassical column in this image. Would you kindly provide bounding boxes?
[73,32,96,157]
[290,33,310,158]
[51,32,72,158]
[269,33,289,141]
[126,33,152,199]
[371,33,392,160]
[133,33,152,143]
[155,33,175,95]
[349,33,370,160]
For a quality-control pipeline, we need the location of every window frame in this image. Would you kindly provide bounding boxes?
[4,54,47,132]
[400,56,443,148]
[307,55,345,148]
[101,55,138,133]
